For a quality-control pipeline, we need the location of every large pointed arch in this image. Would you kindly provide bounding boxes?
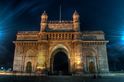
[49,44,70,74]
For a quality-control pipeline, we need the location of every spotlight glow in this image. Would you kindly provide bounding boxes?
[0,30,6,41]
[0,31,3,38]
[121,36,124,41]
[120,31,124,41]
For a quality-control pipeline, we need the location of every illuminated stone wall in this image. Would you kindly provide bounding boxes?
[13,11,109,74]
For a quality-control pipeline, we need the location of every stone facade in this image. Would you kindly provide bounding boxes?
[13,11,109,74]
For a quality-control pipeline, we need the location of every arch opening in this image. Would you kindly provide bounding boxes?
[89,61,95,73]
[26,61,32,73]
[50,48,70,75]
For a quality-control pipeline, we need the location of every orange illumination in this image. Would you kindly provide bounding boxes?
[76,60,81,65]
[36,66,45,70]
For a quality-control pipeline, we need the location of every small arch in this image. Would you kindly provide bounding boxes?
[83,47,97,56]
[86,51,96,57]
[84,49,97,73]
[26,61,32,73]
[88,61,96,73]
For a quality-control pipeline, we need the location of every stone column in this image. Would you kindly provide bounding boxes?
[74,42,83,74]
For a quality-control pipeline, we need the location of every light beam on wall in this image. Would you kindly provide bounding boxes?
[0,30,4,40]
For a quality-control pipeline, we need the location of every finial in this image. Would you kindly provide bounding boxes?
[73,10,79,16]
[42,11,47,15]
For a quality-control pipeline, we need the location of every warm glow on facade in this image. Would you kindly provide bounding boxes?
[13,11,109,74]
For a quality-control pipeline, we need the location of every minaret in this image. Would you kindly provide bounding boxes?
[73,10,80,31]
[40,11,48,32]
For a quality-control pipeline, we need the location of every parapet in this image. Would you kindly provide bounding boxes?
[47,20,73,31]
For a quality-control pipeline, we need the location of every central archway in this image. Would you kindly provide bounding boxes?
[53,51,68,74]
[50,48,70,75]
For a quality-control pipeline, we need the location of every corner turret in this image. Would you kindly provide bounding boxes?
[40,11,48,32]
[73,10,80,31]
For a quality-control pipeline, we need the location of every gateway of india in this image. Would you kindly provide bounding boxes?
[13,10,109,74]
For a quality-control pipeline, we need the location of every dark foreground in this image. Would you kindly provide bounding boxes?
[0,75,124,82]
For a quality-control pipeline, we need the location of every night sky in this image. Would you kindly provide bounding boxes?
[0,0,124,71]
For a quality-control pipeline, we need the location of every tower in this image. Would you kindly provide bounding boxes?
[73,10,80,31]
[40,11,48,32]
